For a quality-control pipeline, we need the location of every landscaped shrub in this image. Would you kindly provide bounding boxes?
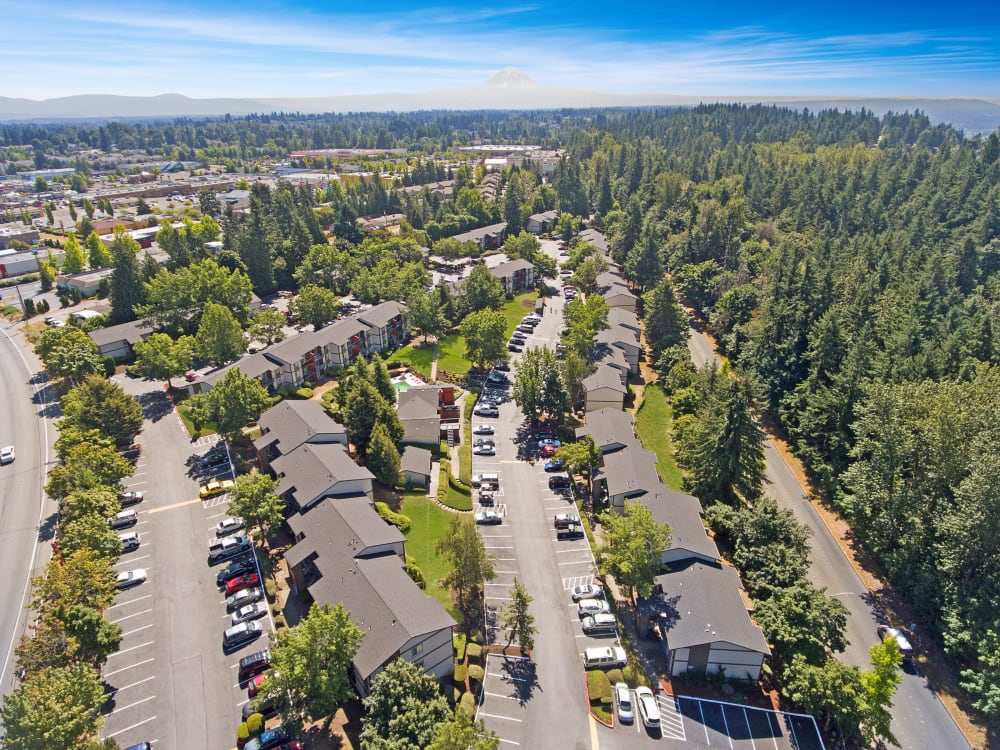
[450,686,462,704]
[405,556,426,588]
[236,723,250,741]
[468,628,484,644]
[453,664,468,684]
[375,501,411,532]
[264,578,277,601]
[606,668,624,685]
[274,614,286,629]
[295,386,314,399]
[453,632,467,661]
[586,670,612,705]
[246,712,264,734]
[465,642,482,662]
[468,664,484,683]
[460,691,476,716]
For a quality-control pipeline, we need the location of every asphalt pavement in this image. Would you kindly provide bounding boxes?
[686,324,970,750]
[0,323,56,700]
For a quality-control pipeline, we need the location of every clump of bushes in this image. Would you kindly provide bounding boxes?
[295,386,314,399]
[375,501,411,533]
[453,632,467,661]
[405,556,426,588]
[466,642,482,663]
[468,664,484,683]
[453,664,468,685]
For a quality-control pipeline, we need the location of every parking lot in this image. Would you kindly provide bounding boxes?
[98,377,273,748]
[598,692,825,750]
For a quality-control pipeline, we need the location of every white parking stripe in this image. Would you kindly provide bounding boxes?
[120,623,154,638]
[115,555,151,566]
[107,595,153,609]
[105,640,155,657]
[498,739,520,746]
[106,675,155,694]
[103,658,154,677]
[105,695,156,716]
[109,608,152,624]
[478,712,522,723]
[103,715,157,739]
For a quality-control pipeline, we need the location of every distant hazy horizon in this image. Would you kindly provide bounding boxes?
[3,0,1000,100]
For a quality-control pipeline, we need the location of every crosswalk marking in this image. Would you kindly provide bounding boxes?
[658,694,686,740]
[562,575,594,590]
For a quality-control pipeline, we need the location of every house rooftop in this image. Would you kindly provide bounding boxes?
[639,488,719,562]
[201,352,280,387]
[273,442,374,507]
[286,495,404,570]
[253,399,346,456]
[86,319,152,348]
[400,445,433,477]
[582,364,627,394]
[359,300,406,331]
[397,386,440,421]
[600,444,662,499]
[450,222,507,243]
[575,408,636,453]
[489,258,535,278]
[645,560,770,655]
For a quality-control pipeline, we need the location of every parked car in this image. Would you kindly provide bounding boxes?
[238,649,271,681]
[877,625,915,668]
[578,598,611,616]
[225,573,261,596]
[635,686,661,730]
[118,491,144,506]
[200,479,235,498]
[548,475,571,490]
[486,371,509,384]
[494,362,510,371]
[571,583,605,601]
[553,513,581,529]
[473,424,495,435]
[473,444,496,456]
[232,602,268,625]
[474,510,503,525]
[474,406,499,418]
[227,586,264,611]
[218,558,256,586]
[614,682,634,724]
[543,459,564,472]
[1,445,15,464]
[510,331,527,341]
[540,444,556,458]
[215,517,246,536]
[581,612,618,635]
[116,569,147,589]
[109,509,138,529]
[556,523,584,540]
[507,343,523,353]
[209,534,252,564]
[44,316,65,327]
[516,324,535,334]
[224,621,262,650]
[123,743,152,750]
[119,531,141,552]
[245,727,294,750]
[537,437,562,449]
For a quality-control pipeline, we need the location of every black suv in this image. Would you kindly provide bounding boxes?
[548,475,571,490]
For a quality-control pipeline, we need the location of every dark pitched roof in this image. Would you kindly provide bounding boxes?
[578,228,609,254]
[600,444,662,498]
[318,316,371,348]
[87,319,152,347]
[201,352,281,387]
[608,308,641,333]
[582,364,627,394]
[359,300,406,330]
[638,488,719,562]
[400,446,433,477]
[273,443,373,506]
[647,560,769,655]
[450,222,507,243]
[397,386,440,420]
[489,258,535,278]
[595,324,639,351]
[264,329,325,365]
[254,400,346,455]
[576,408,636,452]
[286,495,404,569]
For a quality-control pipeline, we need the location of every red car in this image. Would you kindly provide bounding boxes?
[540,445,557,458]
[225,573,260,596]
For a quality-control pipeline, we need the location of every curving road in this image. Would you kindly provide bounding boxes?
[687,325,970,749]
[0,324,56,700]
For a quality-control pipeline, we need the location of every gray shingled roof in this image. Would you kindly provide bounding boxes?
[254,400,347,455]
[490,258,535,279]
[578,228,609,254]
[576,408,636,453]
[608,308,641,334]
[583,364,627,394]
[397,386,440,420]
[87,319,152,347]
[286,495,404,568]
[600,444,662,499]
[359,300,406,330]
[400,446,432,478]
[273,443,373,507]
[648,560,770,655]
[201,352,281,387]
[638,488,719,562]
[264,329,326,365]
[450,222,508,243]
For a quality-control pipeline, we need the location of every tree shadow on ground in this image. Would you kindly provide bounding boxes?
[136,390,173,422]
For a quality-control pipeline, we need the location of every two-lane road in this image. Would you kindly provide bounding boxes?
[687,324,970,750]
[0,324,55,699]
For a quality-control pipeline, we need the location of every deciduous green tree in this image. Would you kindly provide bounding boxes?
[246,308,287,346]
[205,368,272,439]
[195,302,246,365]
[407,287,448,342]
[255,602,363,731]
[0,662,107,750]
[460,308,507,369]
[428,708,500,750]
[58,514,122,561]
[511,346,569,423]
[61,234,86,274]
[289,284,339,329]
[596,500,672,606]
[227,470,285,541]
[499,578,536,654]
[435,515,496,612]
[60,374,143,445]
[556,436,601,495]
[132,332,195,387]
[460,265,505,315]
[36,327,105,382]
[360,658,451,750]
[138,259,253,333]
[45,442,134,499]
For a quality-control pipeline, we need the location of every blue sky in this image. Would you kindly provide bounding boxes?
[3,0,999,99]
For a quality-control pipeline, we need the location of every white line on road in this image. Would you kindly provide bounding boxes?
[115,554,151,565]
[107,595,153,610]
[109,608,152,624]
[107,675,156,694]
[478,712,523,723]
[485,691,521,700]
[558,560,594,566]
[106,694,156,716]
[498,739,520,746]
[104,715,157,739]
[103,658,155,678]
[105,640,155,657]
[120,624,155,638]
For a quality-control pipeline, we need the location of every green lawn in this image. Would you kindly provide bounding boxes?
[391,341,435,379]
[635,383,684,491]
[175,399,219,439]
[436,292,540,376]
[401,492,459,619]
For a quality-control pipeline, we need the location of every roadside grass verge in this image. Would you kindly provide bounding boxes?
[635,383,683,491]
[401,491,459,619]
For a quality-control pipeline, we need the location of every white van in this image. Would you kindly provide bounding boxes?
[578,598,611,616]
[583,646,627,670]
[472,473,500,487]
[636,686,661,729]
[582,613,618,635]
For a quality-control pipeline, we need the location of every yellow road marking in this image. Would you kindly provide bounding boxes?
[148,497,201,514]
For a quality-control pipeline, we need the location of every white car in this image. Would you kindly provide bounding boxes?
[116,569,147,589]
[473,444,496,456]
[0,446,14,464]
[472,425,495,435]
[570,583,604,602]
[215,517,246,536]
[635,686,661,730]
[231,602,268,625]
[614,683,634,724]
[474,510,503,525]
[577,598,611,616]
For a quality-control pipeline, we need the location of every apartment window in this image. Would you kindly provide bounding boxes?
[410,643,424,658]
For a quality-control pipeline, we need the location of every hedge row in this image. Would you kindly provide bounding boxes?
[375,501,412,533]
